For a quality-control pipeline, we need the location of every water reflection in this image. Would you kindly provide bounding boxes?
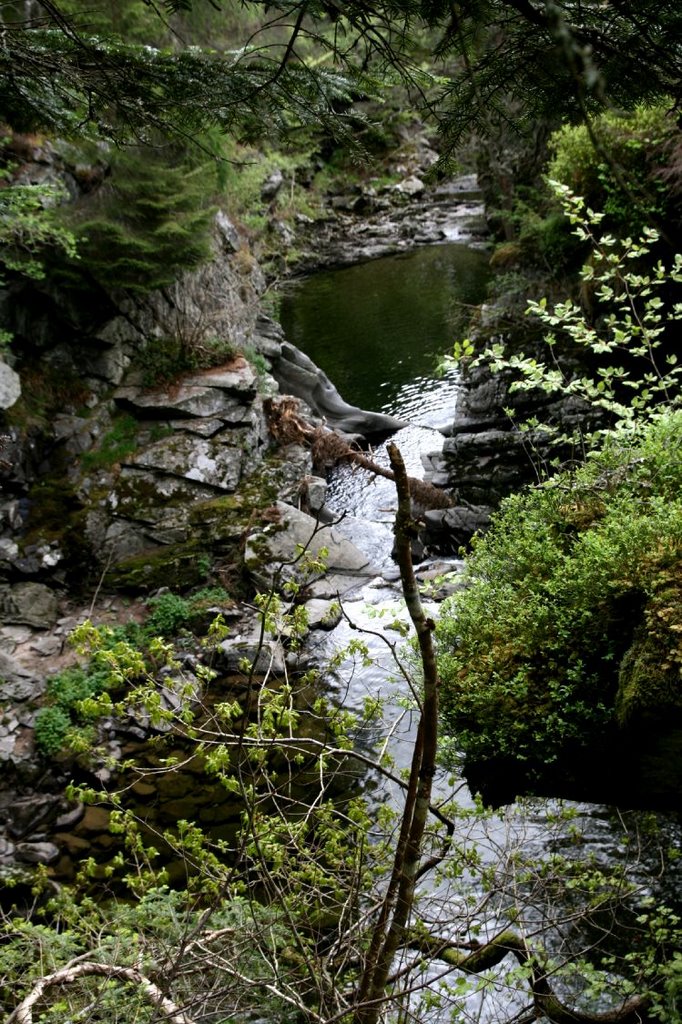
[279,244,490,415]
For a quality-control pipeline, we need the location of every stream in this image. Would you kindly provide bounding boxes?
[278,214,682,1020]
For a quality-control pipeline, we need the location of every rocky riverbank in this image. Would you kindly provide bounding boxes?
[0,130,493,882]
[0,128,602,878]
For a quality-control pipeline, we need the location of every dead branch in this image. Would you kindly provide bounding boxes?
[6,960,195,1024]
[407,929,652,1024]
[265,396,454,510]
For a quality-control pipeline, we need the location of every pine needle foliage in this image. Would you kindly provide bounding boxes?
[59,145,217,293]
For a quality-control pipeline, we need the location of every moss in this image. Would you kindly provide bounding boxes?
[106,542,211,592]
[80,413,140,470]
[24,479,82,540]
[616,553,682,724]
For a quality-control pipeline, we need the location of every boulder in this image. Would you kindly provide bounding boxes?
[396,175,426,196]
[15,841,60,865]
[261,168,284,201]
[183,361,257,395]
[244,500,376,591]
[6,794,64,838]
[0,582,59,629]
[215,209,242,252]
[424,505,491,552]
[253,314,285,360]
[0,361,21,409]
[304,598,343,630]
[214,635,287,677]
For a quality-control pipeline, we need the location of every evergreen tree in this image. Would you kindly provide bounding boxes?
[1,2,679,153]
[61,145,217,293]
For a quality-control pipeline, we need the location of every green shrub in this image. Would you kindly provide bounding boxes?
[34,665,113,759]
[143,588,232,637]
[188,586,232,608]
[547,102,675,235]
[33,706,72,757]
[437,411,682,780]
[46,666,109,711]
[145,592,191,637]
[185,586,233,630]
[516,206,584,273]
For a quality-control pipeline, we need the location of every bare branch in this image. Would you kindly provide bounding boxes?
[7,960,195,1024]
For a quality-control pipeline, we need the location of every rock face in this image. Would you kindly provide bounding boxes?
[0,213,401,588]
[422,347,606,548]
[0,153,426,880]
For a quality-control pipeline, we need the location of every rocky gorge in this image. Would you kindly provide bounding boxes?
[0,137,502,884]
[2,130,679,889]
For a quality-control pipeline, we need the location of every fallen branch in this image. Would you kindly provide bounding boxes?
[7,960,195,1024]
[265,396,454,510]
[407,929,652,1024]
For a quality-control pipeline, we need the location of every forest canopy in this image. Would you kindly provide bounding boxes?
[1,1,680,151]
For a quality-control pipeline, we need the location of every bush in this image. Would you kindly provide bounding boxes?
[437,411,682,784]
[143,588,233,637]
[33,705,72,757]
[547,102,676,235]
[145,592,191,637]
[33,666,112,759]
[46,666,109,711]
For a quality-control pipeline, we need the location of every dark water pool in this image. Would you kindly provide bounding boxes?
[278,242,490,418]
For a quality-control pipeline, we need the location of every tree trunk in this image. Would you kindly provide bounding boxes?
[352,442,441,1024]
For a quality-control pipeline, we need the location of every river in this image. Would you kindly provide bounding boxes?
[277,226,682,1021]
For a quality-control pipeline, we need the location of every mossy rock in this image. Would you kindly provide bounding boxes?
[489,242,523,269]
[20,481,99,586]
[106,542,210,592]
[24,479,84,542]
[616,627,681,724]
[189,493,255,542]
[616,549,682,725]
[189,456,290,546]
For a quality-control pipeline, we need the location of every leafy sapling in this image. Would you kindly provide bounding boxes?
[449,182,682,449]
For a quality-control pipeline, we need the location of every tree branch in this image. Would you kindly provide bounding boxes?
[7,960,195,1024]
[407,930,652,1024]
[352,442,442,1024]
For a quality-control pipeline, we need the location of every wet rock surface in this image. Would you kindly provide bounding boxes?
[290,175,487,273]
